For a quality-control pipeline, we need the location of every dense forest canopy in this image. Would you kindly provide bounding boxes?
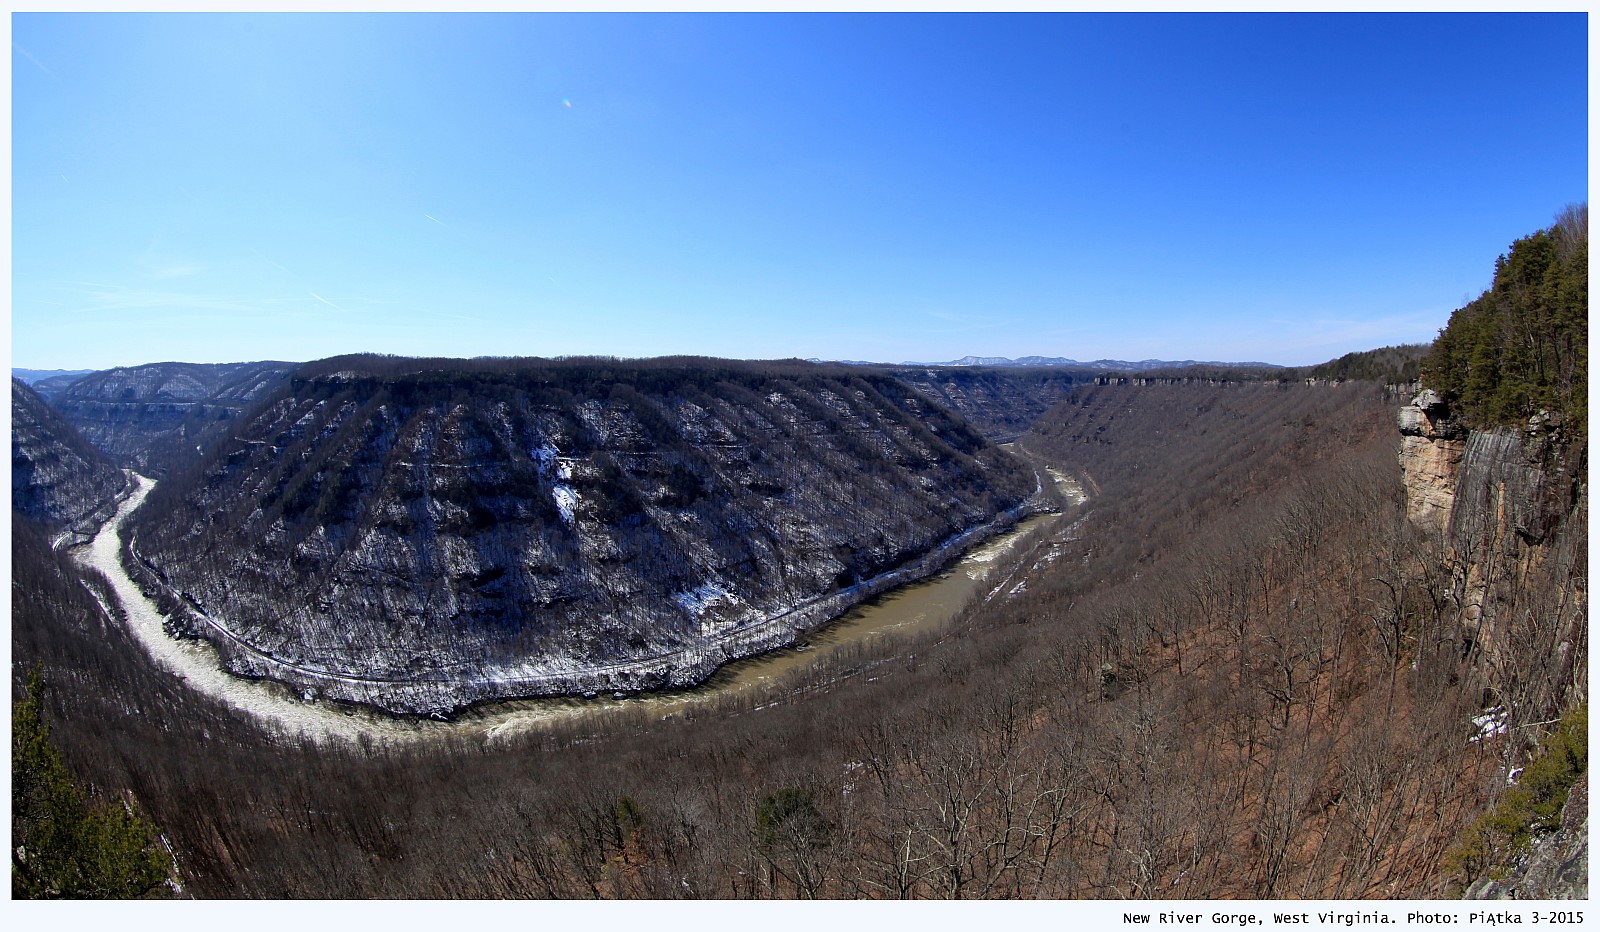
[1298,344,1430,386]
[1422,204,1587,437]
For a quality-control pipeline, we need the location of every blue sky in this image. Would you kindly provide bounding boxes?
[11,12,1589,370]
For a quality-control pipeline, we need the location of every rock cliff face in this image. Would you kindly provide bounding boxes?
[1399,388,1587,899]
[49,361,295,477]
[1396,389,1467,534]
[1399,390,1585,667]
[1466,774,1589,901]
[11,378,129,534]
[128,357,1039,714]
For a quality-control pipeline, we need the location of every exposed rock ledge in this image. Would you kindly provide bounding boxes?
[1399,389,1587,902]
[1466,773,1588,901]
[1397,389,1467,534]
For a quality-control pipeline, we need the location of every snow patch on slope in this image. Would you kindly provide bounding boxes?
[552,484,579,525]
[675,582,739,617]
[535,443,581,523]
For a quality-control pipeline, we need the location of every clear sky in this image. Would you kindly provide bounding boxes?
[10,11,1589,370]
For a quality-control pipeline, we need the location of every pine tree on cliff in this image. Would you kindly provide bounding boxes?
[1423,204,1587,438]
[12,671,171,899]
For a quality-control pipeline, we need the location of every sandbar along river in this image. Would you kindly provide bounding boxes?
[78,472,1081,747]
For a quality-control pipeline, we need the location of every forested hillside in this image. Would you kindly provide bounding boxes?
[11,379,129,534]
[125,355,1037,713]
[885,366,1090,441]
[1295,344,1429,386]
[10,523,201,898]
[1423,204,1587,437]
[47,360,295,477]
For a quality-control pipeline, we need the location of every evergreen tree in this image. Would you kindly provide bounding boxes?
[1423,204,1587,436]
[12,671,171,899]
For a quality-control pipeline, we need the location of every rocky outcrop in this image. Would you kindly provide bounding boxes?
[1402,396,1585,651]
[11,378,129,535]
[1396,387,1575,550]
[1399,387,1587,900]
[49,360,295,477]
[1397,389,1468,534]
[1466,773,1588,901]
[127,357,1041,714]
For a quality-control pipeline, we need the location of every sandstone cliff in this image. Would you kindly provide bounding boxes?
[1397,388,1467,535]
[1398,390,1585,687]
[1398,389,1587,898]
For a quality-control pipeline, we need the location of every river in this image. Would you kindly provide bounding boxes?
[76,470,1084,747]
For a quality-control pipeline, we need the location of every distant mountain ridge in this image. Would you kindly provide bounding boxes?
[12,367,96,384]
[907,355,1285,370]
[48,360,297,477]
[13,368,97,399]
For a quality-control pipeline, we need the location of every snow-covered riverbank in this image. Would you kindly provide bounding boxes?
[76,476,415,742]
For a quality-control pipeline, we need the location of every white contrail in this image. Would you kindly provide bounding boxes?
[252,250,293,275]
[310,292,345,311]
[14,43,58,81]
[424,214,449,228]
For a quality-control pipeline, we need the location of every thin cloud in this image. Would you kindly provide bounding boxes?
[1221,310,1448,365]
[66,287,277,317]
[309,292,347,312]
[136,238,203,281]
[251,250,295,276]
[147,263,204,281]
[1297,310,1447,344]
[424,214,450,229]
[13,43,58,82]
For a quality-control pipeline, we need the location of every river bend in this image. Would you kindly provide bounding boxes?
[76,471,1082,746]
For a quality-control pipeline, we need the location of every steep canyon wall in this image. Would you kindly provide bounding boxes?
[1397,389,1587,723]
